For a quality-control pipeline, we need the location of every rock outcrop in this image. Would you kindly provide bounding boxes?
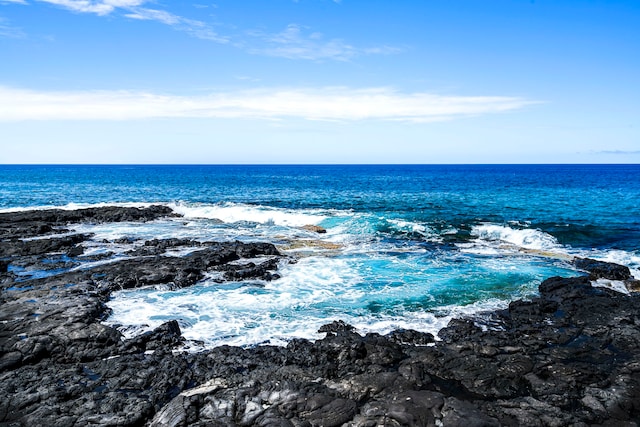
[1,207,639,426]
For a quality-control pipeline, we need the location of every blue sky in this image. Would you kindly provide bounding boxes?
[0,0,638,163]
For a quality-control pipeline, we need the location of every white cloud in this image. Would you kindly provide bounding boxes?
[0,16,24,37]
[4,1,398,60]
[0,86,536,122]
[123,7,228,42]
[38,0,144,15]
[249,24,401,61]
[124,7,180,25]
[28,0,227,42]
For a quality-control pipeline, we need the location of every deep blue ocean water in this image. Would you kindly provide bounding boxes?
[2,164,639,347]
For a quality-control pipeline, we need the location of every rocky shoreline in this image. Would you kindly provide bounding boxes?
[1,206,639,426]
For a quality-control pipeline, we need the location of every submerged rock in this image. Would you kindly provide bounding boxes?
[302,224,327,234]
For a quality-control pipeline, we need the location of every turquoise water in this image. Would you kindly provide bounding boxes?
[2,164,639,347]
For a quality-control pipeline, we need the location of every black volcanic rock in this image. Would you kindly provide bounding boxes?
[0,233,92,257]
[0,205,176,239]
[573,256,632,280]
[319,320,356,334]
[122,320,185,353]
[221,257,281,281]
[1,206,639,426]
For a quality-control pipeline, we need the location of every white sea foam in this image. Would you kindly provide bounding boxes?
[106,275,517,348]
[470,224,561,251]
[72,220,190,242]
[105,257,365,347]
[386,219,433,237]
[0,201,156,213]
[169,202,328,227]
[349,297,512,338]
[591,279,630,294]
[456,242,502,256]
[104,249,543,349]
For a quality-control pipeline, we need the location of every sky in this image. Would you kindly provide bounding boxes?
[0,0,638,164]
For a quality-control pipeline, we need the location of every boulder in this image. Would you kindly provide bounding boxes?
[573,257,631,280]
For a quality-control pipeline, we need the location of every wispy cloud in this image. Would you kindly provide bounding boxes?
[2,1,399,60]
[123,7,228,42]
[249,24,402,61]
[0,86,536,122]
[21,0,227,42]
[38,0,144,16]
[596,150,640,155]
[0,16,24,38]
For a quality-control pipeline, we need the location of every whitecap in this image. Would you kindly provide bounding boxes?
[169,201,328,228]
[470,223,561,251]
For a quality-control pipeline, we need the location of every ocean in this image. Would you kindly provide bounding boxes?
[1,164,639,348]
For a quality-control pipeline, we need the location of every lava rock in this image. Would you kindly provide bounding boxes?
[573,257,632,280]
[319,320,356,334]
[1,207,640,426]
[386,328,435,346]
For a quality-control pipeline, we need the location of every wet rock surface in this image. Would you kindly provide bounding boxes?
[1,207,639,426]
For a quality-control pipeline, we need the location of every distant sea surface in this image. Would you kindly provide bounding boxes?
[2,164,639,347]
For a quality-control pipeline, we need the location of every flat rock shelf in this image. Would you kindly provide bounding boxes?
[1,206,639,426]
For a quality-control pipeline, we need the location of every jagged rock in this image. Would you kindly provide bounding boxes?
[318,320,356,334]
[222,257,281,281]
[437,318,481,343]
[0,205,176,240]
[1,207,640,426]
[123,320,185,352]
[66,244,85,257]
[386,328,435,346]
[573,257,632,280]
[441,397,500,427]
[0,233,91,257]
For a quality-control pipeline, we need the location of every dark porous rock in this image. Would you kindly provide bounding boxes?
[0,233,92,257]
[387,328,435,346]
[318,320,356,334]
[66,244,85,257]
[573,257,632,280]
[222,257,281,281]
[437,318,482,343]
[123,320,185,352]
[1,207,640,426]
[233,241,281,258]
[441,397,500,427]
[0,205,176,240]
[127,238,204,256]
